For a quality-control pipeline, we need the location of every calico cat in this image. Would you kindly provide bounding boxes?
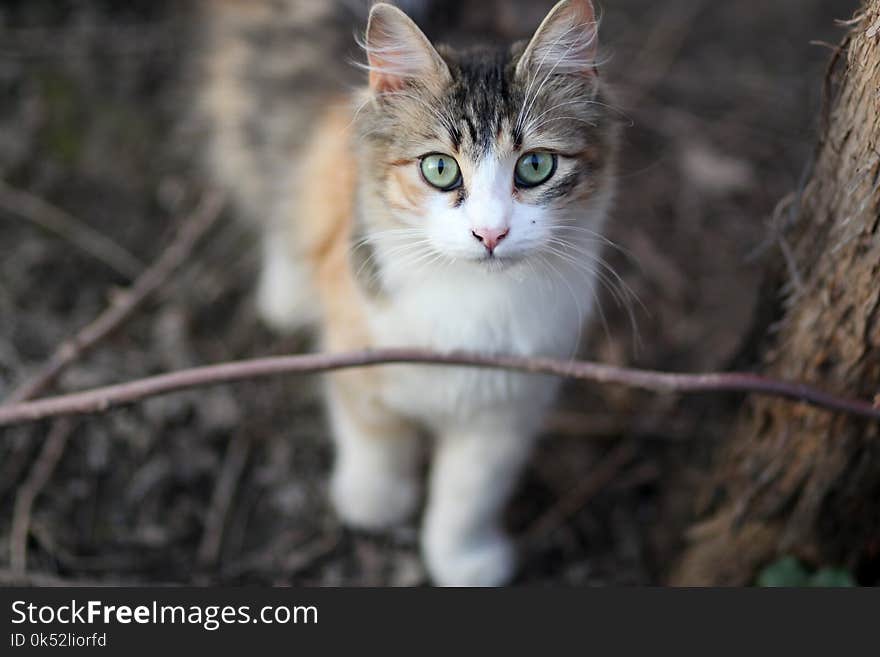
[199,0,620,586]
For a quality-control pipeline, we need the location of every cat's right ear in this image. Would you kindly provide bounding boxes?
[364,3,450,94]
[516,0,600,80]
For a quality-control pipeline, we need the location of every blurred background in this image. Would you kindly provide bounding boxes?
[0,0,858,585]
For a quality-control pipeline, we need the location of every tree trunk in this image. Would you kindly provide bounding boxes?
[672,1,880,586]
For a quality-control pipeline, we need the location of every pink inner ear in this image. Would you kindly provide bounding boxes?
[566,0,597,36]
[521,0,600,79]
[368,53,405,93]
[366,10,412,93]
[580,0,597,24]
[365,7,444,94]
[556,0,599,73]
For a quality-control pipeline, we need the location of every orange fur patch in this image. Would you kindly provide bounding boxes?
[286,101,365,345]
[387,165,428,212]
[284,98,388,401]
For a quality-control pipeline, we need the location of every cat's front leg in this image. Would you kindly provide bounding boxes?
[422,415,538,586]
[326,377,422,531]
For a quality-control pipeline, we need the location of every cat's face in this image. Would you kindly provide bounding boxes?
[357,0,618,276]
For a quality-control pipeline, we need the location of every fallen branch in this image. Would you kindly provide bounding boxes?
[1,348,878,428]
[4,191,224,576]
[9,419,74,574]
[4,191,225,404]
[0,179,144,279]
[526,441,638,539]
[197,432,252,567]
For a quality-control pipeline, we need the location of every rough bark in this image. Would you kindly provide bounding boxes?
[672,1,880,586]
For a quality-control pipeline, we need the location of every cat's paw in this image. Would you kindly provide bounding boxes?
[422,531,516,587]
[330,465,419,531]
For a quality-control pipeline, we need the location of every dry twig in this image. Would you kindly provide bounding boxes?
[197,432,252,567]
[526,442,638,538]
[4,191,224,576]
[0,347,878,428]
[0,179,144,279]
[9,419,74,574]
[4,191,225,404]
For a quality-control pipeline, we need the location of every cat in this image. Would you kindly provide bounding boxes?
[199,0,620,586]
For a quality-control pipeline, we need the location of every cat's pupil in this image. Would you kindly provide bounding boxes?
[529,155,539,171]
[437,158,445,175]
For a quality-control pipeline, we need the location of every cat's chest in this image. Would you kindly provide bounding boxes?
[366,271,584,424]
[372,271,578,352]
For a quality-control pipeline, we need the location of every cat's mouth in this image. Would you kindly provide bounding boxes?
[473,252,522,271]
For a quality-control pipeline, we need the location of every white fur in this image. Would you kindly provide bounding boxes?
[256,229,317,332]
[262,150,610,584]
[423,419,538,586]
[330,150,608,586]
[260,2,612,586]
[326,383,422,530]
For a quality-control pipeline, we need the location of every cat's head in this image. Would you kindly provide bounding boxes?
[355,0,619,278]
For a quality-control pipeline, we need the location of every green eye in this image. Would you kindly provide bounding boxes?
[515,152,557,187]
[420,153,461,190]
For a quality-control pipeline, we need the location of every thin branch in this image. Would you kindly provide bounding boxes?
[0,179,144,279]
[3,192,224,575]
[526,442,637,539]
[3,191,225,405]
[9,419,74,574]
[197,432,251,567]
[0,347,878,428]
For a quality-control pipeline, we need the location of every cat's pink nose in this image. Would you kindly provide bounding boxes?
[471,227,509,254]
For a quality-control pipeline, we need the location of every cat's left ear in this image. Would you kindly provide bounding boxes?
[365,3,450,94]
[516,0,599,80]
